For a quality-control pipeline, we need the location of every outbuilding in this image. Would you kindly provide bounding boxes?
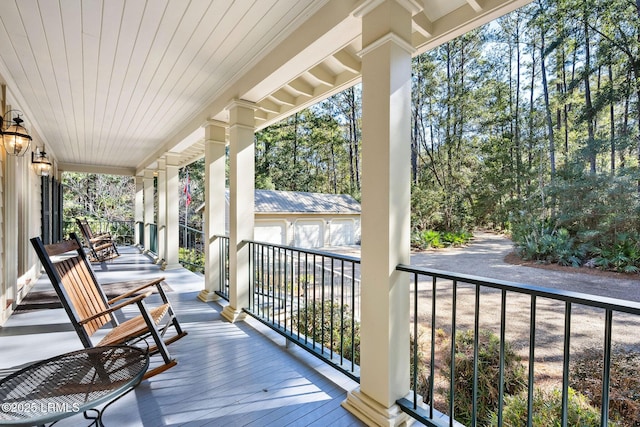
[197,189,361,249]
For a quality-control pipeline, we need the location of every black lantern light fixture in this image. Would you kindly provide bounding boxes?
[32,146,52,176]
[1,110,32,156]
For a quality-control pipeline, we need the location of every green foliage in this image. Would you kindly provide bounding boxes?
[443,329,527,426]
[571,347,640,425]
[179,248,204,273]
[412,229,472,250]
[295,300,360,366]
[511,171,640,273]
[492,388,612,427]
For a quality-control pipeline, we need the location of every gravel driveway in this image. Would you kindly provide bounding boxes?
[408,231,640,385]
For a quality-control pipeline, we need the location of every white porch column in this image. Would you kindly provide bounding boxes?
[134,175,143,249]
[162,154,181,270]
[143,169,154,254]
[221,100,255,323]
[342,1,417,425]
[198,121,227,303]
[156,158,167,265]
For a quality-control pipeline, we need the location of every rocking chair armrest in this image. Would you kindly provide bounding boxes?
[78,291,153,325]
[107,277,166,304]
[89,235,111,243]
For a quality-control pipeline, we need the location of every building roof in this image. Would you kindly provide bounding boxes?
[253,190,360,214]
[196,189,360,215]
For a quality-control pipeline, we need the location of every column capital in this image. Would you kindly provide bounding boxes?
[165,153,180,167]
[353,0,421,19]
[357,32,415,58]
[203,119,228,129]
[143,169,155,179]
[157,157,166,170]
[225,99,256,112]
[204,120,227,145]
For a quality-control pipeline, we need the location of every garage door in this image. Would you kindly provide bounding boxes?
[329,219,355,246]
[254,221,286,245]
[294,220,324,248]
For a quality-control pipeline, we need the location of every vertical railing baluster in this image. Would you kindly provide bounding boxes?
[351,261,356,371]
[304,252,308,344]
[413,272,419,410]
[561,302,572,427]
[330,257,334,360]
[340,259,345,364]
[450,280,457,426]
[527,295,536,427]
[498,289,507,427]
[320,255,324,354]
[311,254,318,350]
[601,309,613,427]
[472,284,480,427]
[430,276,436,420]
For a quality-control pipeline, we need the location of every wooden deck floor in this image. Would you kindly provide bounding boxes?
[0,246,365,426]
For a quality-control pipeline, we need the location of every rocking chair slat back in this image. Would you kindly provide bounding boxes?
[54,255,112,335]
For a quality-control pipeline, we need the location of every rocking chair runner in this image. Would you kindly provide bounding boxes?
[76,218,119,262]
[30,233,187,379]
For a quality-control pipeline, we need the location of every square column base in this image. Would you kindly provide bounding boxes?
[342,388,414,427]
[161,263,182,271]
[197,290,221,302]
[221,305,247,323]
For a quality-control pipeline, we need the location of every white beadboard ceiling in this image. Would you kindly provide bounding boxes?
[0,0,530,176]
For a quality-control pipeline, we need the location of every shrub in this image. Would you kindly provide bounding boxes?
[179,247,204,273]
[411,230,473,250]
[442,329,527,426]
[295,300,360,366]
[571,347,640,425]
[410,325,435,403]
[491,387,614,427]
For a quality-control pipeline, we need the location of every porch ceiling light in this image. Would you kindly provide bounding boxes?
[32,146,52,176]
[1,110,32,156]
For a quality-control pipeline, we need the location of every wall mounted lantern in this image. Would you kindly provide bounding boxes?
[32,146,52,176]
[1,110,32,156]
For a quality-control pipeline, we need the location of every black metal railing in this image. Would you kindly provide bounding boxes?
[63,219,135,245]
[149,223,158,254]
[136,221,143,246]
[215,235,230,300]
[246,240,361,381]
[395,264,640,427]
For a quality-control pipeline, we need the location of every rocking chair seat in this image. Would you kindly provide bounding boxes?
[99,303,170,346]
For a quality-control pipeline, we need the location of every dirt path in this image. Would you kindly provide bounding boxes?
[409,231,640,385]
[410,230,640,302]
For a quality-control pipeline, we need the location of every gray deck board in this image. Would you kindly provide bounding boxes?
[0,246,365,426]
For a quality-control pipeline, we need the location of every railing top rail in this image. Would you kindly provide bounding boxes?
[244,239,361,264]
[180,224,204,233]
[397,263,640,315]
